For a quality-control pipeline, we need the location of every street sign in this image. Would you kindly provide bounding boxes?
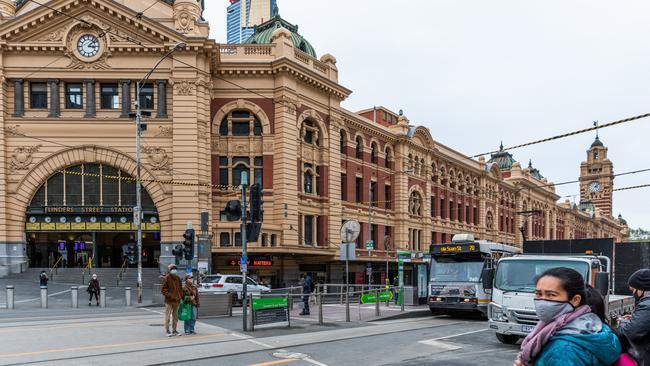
[240,256,247,266]
[360,291,394,304]
[252,297,289,326]
[133,207,141,226]
[365,240,374,250]
[339,243,356,261]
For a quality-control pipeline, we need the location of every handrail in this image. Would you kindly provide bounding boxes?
[49,256,63,278]
[116,258,129,286]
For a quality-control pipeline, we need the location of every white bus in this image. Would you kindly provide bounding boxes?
[429,234,519,316]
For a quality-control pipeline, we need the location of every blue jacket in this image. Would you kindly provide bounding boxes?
[534,323,621,366]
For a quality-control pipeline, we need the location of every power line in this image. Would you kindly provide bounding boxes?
[471,112,650,158]
[613,183,650,192]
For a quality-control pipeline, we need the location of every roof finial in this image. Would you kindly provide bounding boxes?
[528,159,532,168]
[593,120,599,139]
[273,4,280,17]
[499,141,504,151]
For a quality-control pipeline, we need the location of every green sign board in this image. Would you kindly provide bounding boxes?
[365,240,374,250]
[360,291,394,304]
[252,297,288,311]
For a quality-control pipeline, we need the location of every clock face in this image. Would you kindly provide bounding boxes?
[59,217,67,223]
[104,216,112,224]
[120,217,128,224]
[29,217,37,223]
[588,181,601,193]
[44,217,52,223]
[75,216,82,223]
[89,216,97,223]
[150,217,158,224]
[77,34,100,58]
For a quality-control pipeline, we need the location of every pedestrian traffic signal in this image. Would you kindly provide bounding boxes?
[224,200,242,221]
[172,244,184,260]
[250,183,263,222]
[246,222,262,242]
[182,228,195,261]
[126,243,136,264]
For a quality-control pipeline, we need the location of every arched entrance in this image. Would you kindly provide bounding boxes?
[25,164,161,268]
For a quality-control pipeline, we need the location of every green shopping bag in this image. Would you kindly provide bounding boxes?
[178,297,191,321]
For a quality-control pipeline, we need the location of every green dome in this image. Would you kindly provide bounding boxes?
[527,160,544,180]
[487,142,517,171]
[243,8,317,58]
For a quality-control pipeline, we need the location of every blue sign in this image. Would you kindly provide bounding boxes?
[240,256,247,266]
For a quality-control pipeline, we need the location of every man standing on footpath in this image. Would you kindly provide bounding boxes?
[161,264,183,337]
[619,269,650,365]
[299,273,313,316]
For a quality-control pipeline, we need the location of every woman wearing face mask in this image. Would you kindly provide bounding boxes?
[514,267,621,366]
[619,269,650,366]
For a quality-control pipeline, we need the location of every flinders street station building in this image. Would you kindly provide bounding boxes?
[0,0,627,286]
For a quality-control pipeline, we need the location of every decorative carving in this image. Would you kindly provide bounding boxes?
[64,19,112,70]
[5,125,22,136]
[142,146,171,172]
[174,4,200,34]
[155,126,173,138]
[10,145,41,171]
[263,142,274,151]
[37,30,64,42]
[174,80,196,96]
[275,95,300,114]
[234,144,248,153]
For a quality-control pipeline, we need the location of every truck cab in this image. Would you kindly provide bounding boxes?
[486,254,623,344]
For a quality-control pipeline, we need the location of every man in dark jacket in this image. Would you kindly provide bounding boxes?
[299,273,313,315]
[161,264,183,337]
[87,274,100,306]
[620,268,650,365]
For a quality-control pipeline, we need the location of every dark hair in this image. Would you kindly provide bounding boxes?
[536,267,587,306]
[585,285,606,323]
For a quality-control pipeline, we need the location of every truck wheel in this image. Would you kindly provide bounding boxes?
[496,333,520,345]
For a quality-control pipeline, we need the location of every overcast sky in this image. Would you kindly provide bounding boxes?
[203,1,650,230]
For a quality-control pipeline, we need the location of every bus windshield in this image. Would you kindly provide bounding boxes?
[495,259,590,293]
[430,258,484,283]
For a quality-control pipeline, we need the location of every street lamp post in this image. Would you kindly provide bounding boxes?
[134,42,185,303]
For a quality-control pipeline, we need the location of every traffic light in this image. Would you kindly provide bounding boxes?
[246,222,262,242]
[172,244,184,260]
[224,200,242,221]
[250,183,263,222]
[126,243,136,264]
[182,228,195,261]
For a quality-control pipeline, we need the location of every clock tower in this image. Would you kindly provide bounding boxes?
[579,136,614,216]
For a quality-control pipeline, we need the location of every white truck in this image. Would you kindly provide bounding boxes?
[485,254,635,344]
[429,234,519,316]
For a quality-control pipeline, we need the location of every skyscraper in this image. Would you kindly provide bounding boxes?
[226,0,277,44]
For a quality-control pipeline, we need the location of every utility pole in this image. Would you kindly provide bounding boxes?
[134,42,185,304]
[367,180,373,287]
[240,171,249,331]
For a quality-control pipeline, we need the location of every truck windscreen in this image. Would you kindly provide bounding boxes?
[494,260,590,293]
[430,258,484,283]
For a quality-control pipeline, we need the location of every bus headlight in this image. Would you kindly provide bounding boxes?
[490,304,508,322]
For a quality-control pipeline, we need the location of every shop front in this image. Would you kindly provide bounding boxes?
[24,164,161,268]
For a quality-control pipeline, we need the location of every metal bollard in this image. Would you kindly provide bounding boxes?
[400,286,404,312]
[40,286,48,308]
[71,286,78,308]
[318,292,323,325]
[125,287,132,307]
[6,285,14,309]
[99,287,106,308]
[345,285,350,322]
[375,288,380,317]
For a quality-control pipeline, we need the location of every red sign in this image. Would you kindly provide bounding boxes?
[227,258,273,267]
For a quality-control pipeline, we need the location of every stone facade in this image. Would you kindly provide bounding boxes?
[0,1,627,284]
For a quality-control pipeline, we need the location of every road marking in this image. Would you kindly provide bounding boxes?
[304,357,329,366]
[141,307,164,315]
[0,318,155,333]
[231,332,275,349]
[0,333,226,358]
[248,359,299,366]
[422,328,490,341]
[418,339,462,351]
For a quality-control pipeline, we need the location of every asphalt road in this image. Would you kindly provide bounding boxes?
[0,306,520,366]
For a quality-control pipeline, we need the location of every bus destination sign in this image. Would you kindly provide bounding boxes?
[431,243,479,255]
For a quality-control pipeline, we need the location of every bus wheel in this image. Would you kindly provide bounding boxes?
[496,333,520,345]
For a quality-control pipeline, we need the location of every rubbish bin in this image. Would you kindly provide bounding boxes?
[402,286,418,306]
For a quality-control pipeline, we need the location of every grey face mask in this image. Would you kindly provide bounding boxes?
[534,299,574,323]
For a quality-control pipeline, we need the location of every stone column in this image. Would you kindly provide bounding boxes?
[156,80,167,118]
[84,79,96,118]
[48,79,60,117]
[120,80,131,118]
[12,79,23,117]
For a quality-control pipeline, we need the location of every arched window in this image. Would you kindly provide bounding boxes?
[303,171,314,193]
[29,164,155,210]
[409,191,422,216]
[219,110,262,137]
[384,146,393,169]
[355,136,364,159]
[232,163,249,186]
[371,142,378,164]
[340,130,347,154]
